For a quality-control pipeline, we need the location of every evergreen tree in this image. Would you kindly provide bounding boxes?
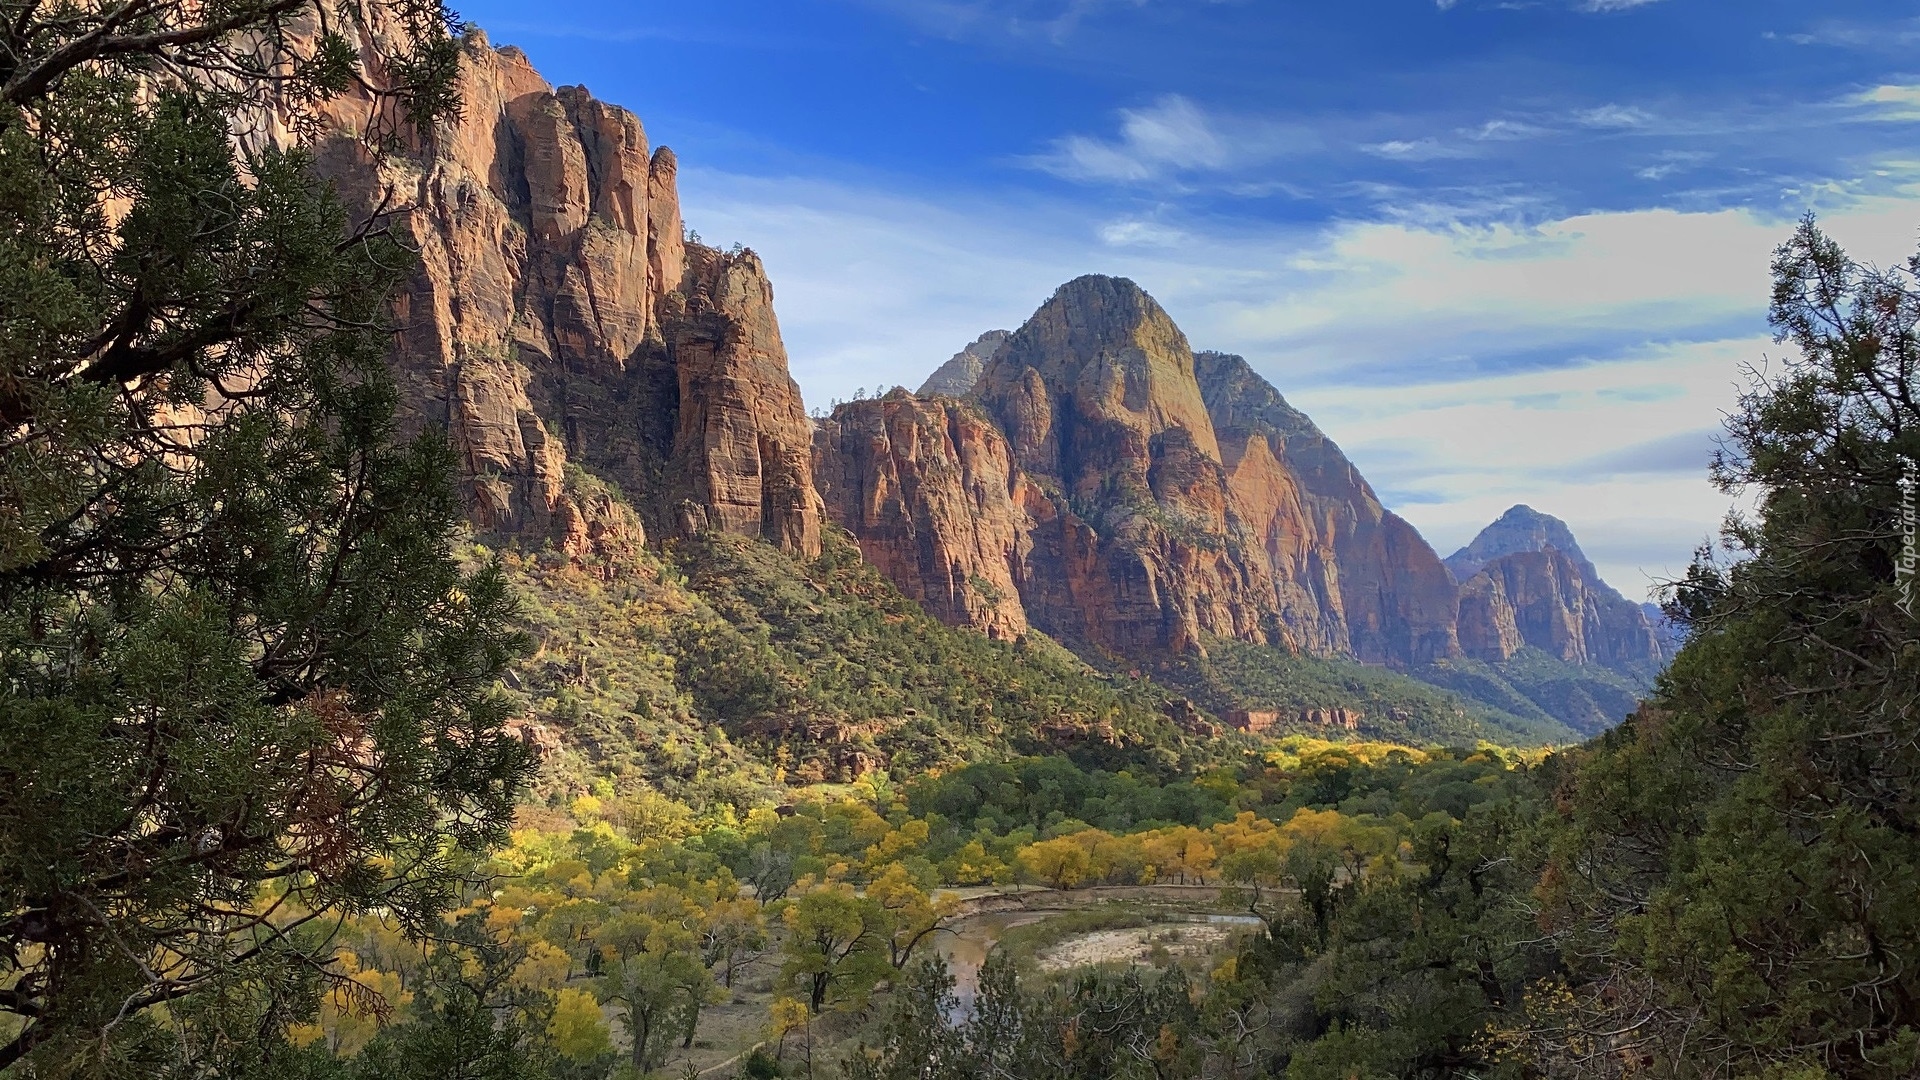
[0,2,529,1071]
[1539,218,1920,1077]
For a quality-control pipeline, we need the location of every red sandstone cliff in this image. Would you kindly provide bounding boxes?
[969,276,1282,656]
[816,277,1667,687]
[810,392,1032,639]
[307,29,821,559]
[1194,351,1463,666]
[300,22,1654,689]
[815,277,1462,666]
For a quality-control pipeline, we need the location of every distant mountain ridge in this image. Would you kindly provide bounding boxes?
[1446,504,1601,584]
[817,276,1664,669]
[919,329,1009,397]
[814,275,1669,737]
[1446,505,1663,670]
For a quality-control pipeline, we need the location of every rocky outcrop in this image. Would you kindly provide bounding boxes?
[811,392,1031,639]
[1448,507,1664,668]
[1223,707,1360,734]
[818,276,1465,666]
[817,276,1674,690]
[1194,351,1462,666]
[918,330,1009,398]
[307,29,821,558]
[668,246,824,556]
[1445,504,1597,583]
[300,21,1662,702]
[970,276,1279,656]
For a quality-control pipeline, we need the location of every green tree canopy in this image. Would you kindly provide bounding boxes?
[1540,217,1920,1077]
[0,2,529,1071]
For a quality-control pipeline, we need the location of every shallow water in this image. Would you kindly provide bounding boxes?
[932,910,1056,1020]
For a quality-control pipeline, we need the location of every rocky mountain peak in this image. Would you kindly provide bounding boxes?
[1445,504,1600,587]
[975,274,1221,485]
[1193,351,1323,444]
[305,33,821,561]
[1448,506,1665,674]
[918,329,1009,398]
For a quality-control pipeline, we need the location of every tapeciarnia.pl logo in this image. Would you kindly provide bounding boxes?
[1900,462,1918,619]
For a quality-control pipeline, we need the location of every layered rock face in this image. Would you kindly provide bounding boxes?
[1445,503,1598,583]
[1448,507,1664,668]
[815,275,1464,665]
[810,392,1032,639]
[1194,351,1462,665]
[918,330,1009,398]
[969,277,1280,656]
[308,31,821,558]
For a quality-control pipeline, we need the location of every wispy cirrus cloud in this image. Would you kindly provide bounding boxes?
[1769,18,1920,52]
[676,162,1920,591]
[1855,84,1920,122]
[1027,94,1318,183]
[1438,0,1667,12]
[1363,137,1471,162]
[1577,104,1655,129]
[1099,218,1190,247]
[1579,0,1666,12]
[851,0,1243,43]
[1466,118,1548,141]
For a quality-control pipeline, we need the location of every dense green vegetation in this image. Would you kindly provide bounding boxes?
[498,530,1209,818]
[0,3,529,1074]
[1414,647,1652,739]
[464,217,1920,1079]
[204,738,1547,1080]
[1165,634,1657,747]
[1171,637,1590,746]
[1519,218,1920,1076]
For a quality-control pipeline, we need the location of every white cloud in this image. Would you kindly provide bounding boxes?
[1286,340,1758,595]
[1577,104,1654,128]
[1857,84,1920,121]
[1466,118,1546,141]
[1437,0,1664,13]
[1100,218,1189,246]
[1634,150,1709,181]
[1363,137,1468,161]
[855,0,1245,43]
[1036,96,1226,181]
[1029,95,1316,183]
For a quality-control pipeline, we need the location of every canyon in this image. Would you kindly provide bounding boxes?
[310,27,1664,736]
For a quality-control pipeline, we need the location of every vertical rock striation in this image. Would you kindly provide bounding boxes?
[810,392,1032,639]
[301,21,1662,697]
[816,276,1465,666]
[968,276,1277,656]
[1194,351,1462,665]
[307,30,821,559]
[819,278,1656,687]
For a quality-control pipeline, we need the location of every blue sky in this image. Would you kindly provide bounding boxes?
[455,0,1920,598]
